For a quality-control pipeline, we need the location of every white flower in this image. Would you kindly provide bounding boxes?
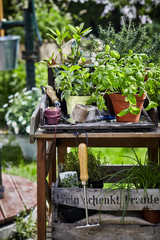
[101,3,114,16]
[3,103,8,108]
[14,92,19,97]
[121,5,137,19]
[26,125,30,134]
[101,0,109,4]
[22,88,27,92]
[139,15,152,24]
[14,126,19,135]
[8,94,14,99]
[21,101,28,105]
[18,116,23,122]
[9,99,14,103]
[32,87,39,91]
[12,121,18,128]
[24,90,32,95]
[22,120,27,125]
[26,96,32,100]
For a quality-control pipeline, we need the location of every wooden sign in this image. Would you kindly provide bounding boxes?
[52,188,160,211]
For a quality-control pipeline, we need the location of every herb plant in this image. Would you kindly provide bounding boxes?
[92,45,159,116]
[100,149,160,220]
[62,147,106,184]
[95,19,160,65]
[47,22,92,66]
[59,173,80,188]
[55,65,92,101]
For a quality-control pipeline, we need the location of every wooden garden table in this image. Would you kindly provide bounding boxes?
[31,126,160,240]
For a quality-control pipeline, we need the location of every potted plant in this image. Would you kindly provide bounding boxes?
[42,23,106,115]
[91,45,159,122]
[55,148,107,223]
[61,147,107,188]
[101,149,160,223]
[55,65,93,115]
[3,87,42,159]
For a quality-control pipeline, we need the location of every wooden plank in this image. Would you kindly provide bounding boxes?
[0,174,24,221]
[40,120,156,133]
[0,206,5,223]
[35,129,160,140]
[51,223,160,240]
[37,138,46,240]
[52,188,160,211]
[30,97,42,143]
[11,175,37,211]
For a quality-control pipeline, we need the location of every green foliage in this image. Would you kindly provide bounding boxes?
[3,159,37,183]
[144,66,160,106]
[92,45,159,116]
[1,134,37,182]
[103,149,160,190]
[96,19,160,65]
[63,147,107,183]
[0,60,47,129]
[101,149,160,219]
[5,0,73,42]
[4,87,42,135]
[55,66,93,101]
[59,173,80,188]
[46,23,92,65]
[0,61,26,127]
[47,27,69,64]
[9,208,36,240]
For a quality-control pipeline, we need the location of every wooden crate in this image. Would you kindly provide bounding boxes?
[51,182,160,239]
[52,165,160,225]
[52,187,160,212]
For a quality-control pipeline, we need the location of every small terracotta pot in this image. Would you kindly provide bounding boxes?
[44,107,61,116]
[44,113,60,125]
[44,108,61,125]
[109,93,146,122]
[142,208,160,224]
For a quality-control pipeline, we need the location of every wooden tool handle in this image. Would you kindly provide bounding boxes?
[45,85,59,105]
[0,0,5,36]
[78,143,89,183]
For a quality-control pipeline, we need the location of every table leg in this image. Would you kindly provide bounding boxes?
[58,146,67,164]
[148,138,160,162]
[37,138,46,240]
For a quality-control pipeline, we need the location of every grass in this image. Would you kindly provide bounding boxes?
[1,139,146,183]
[1,144,37,182]
[93,147,146,165]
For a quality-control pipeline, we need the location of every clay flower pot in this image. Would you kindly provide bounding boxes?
[45,107,61,116]
[109,93,146,122]
[44,107,61,125]
[142,208,160,224]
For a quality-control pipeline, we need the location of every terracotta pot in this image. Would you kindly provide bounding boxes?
[44,113,60,125]
[44,107,61,116]
[109,93,146,122]
[142,208,160,224]
[103,93,115,115]
[44,108,61,125]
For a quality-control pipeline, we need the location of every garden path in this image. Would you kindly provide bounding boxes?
[0,173,37,224]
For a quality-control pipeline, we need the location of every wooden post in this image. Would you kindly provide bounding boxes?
[0,0,5,36]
